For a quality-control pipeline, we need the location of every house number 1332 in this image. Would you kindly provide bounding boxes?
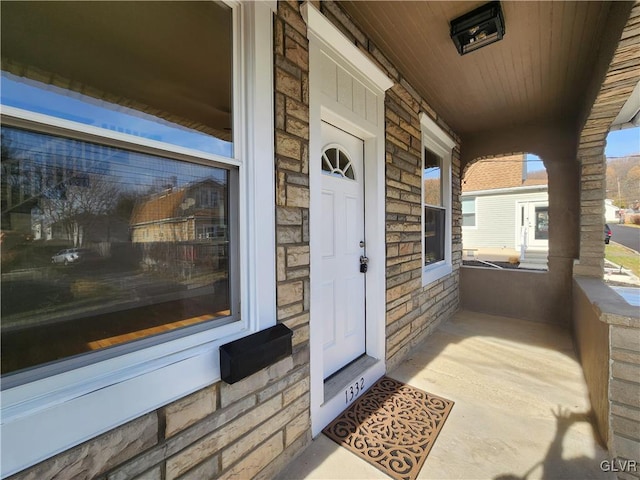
[345,377,365,404]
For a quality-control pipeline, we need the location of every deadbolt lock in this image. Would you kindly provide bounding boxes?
[359,255,369,273]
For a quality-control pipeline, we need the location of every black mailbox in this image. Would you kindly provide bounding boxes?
[220,323,293,384]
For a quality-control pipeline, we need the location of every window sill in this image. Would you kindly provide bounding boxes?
[422,262,452,287]
[0,321,264,477]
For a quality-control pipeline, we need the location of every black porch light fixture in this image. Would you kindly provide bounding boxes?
[450,1,505,55]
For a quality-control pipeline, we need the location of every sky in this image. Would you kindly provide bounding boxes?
[605,127,640,158]
[525,126,639,173]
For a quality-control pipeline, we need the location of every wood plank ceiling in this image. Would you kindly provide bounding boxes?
[339,1,614,137]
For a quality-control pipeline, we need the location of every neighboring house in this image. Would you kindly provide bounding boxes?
[130,180,227,243]
[130,179,228,270]
[462,154,549,264]
[0,2,638,480]
[605,198,620,223]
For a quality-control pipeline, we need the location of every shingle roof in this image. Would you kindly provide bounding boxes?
[462,154,547,192]
[130,189,187,225]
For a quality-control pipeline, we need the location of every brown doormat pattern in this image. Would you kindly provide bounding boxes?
[323,376,454,480]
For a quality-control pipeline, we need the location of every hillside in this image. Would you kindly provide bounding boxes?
[606,154,640,208]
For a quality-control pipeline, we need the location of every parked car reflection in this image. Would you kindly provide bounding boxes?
[51,248,100,265]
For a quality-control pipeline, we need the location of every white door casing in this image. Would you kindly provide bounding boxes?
[528,202,549,248]
[303,1,392,437]
[320,122,366,378]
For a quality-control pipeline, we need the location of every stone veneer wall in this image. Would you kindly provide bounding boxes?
[317,1,462,371]
[608,313,640,480]
[572,278,611,445]
[384,88,462,369]
[8,1,464,478]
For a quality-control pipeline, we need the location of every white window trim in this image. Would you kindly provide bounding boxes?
[420,113,455,287]
[0,1,276,477]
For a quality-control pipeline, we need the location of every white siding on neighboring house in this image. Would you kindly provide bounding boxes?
[605,199,619,222]
[462,188,548,250]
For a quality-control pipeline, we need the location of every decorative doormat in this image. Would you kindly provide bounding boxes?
[323,376,454,480]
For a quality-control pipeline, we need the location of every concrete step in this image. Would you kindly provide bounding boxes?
[519,250,548,270]
[518,262,548,270]
[522,251,548,263]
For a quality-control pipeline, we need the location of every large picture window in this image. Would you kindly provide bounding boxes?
[420,113,455,285]
[0,1,275,476]
[1,0,236,379]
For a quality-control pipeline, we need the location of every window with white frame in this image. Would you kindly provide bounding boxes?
[462,197,476,227]
[0,1,275,476]
[420,113,455,286]
[1,0,239,381]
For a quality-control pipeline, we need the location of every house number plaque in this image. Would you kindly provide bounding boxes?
[345,377,365,405]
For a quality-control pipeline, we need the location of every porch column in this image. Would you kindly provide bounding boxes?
[547,159,581,317]
[574,147,607,278]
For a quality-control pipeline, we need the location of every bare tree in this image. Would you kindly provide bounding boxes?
[40,174,119,247]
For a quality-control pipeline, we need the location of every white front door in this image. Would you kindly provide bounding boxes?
[320,121,366,378]
[520,202,549,249]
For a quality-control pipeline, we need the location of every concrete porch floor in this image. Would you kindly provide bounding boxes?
[277,310,613,480]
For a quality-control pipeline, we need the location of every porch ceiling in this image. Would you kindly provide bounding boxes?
[339,1,629,141]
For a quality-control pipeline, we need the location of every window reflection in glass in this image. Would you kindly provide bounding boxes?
[424,207,445,265]
[0,1,233,157]
[1,126,231,375]
[424,148,445,266]
[535,206,549,240]
[423,149,442,206]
